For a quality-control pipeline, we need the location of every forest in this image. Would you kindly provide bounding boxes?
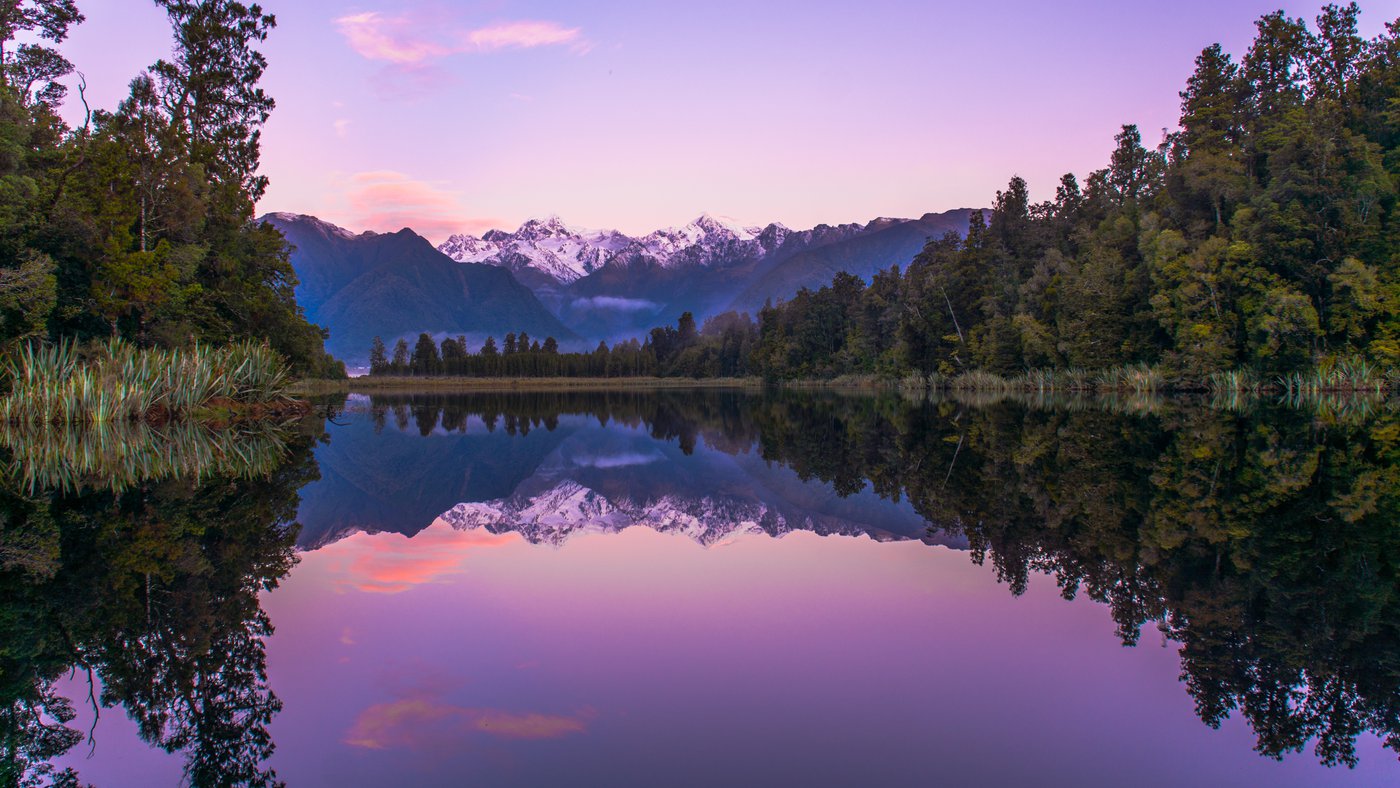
[372,4,1400,390]
[0,1,342,378]
[366,310,754,379]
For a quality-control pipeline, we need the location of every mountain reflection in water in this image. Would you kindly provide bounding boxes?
[1,389,1395,785]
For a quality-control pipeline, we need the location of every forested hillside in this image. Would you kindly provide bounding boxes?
[0,1,342,376]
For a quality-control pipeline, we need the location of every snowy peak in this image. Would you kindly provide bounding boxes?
[691,213,762,241]
[439,217,625,284]
[438,213,786,285]
[438,233,498,263]
[438,480,778,548]
[514,215,573,241]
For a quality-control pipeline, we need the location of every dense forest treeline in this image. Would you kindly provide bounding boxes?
[0,1,342,378]
[371,5,1400,388]
[367,310,754,379]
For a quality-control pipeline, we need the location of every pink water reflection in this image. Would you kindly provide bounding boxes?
[249,524,1393,787]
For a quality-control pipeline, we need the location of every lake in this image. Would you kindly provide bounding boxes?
[3,389,1396,786]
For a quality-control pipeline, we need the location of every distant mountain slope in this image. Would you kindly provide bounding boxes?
[727,210,978,313]
[261,213,574,362]
[439,209,977,340]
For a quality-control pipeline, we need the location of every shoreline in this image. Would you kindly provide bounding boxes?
[339,376,766,392]
[285,372,1400,398]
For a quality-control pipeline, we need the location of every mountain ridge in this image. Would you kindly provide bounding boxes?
[438,209,979,340]
[260,213,575,363]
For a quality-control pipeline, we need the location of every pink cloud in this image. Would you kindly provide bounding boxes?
[340,171,503,243]
[335,11,584,64]
[335,12,452,64]
[345,693,591,750]
[464,21,580,52]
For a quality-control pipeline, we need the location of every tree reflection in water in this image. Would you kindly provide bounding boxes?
[1,390,1396,784]
[358,389,1399,767]
[0,422,320,787]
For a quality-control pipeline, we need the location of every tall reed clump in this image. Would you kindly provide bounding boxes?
[1094,363,1165,394]
[1207,368,1262,394]
[1278,357,1389,395]
[0,339,294,426]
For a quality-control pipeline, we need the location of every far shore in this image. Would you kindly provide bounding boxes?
[280,371,1400,400]
[337,376,767,392]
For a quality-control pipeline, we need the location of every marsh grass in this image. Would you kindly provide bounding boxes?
[0,420,291,494]
[1277,357,1389,395]
[0,339,293,425]
[945,363,1166,395]
[1207,369,1264,394]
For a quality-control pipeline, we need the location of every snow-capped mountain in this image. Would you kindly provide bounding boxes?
[439,216,634,285]
[434,211,929,340]
[438,213,779,286]
[259,213,574,362]
[438,479,883,548]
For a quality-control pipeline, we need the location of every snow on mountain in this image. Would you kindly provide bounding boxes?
[263,212,358,240]
[438,213,772,285]
[438,479,801,548]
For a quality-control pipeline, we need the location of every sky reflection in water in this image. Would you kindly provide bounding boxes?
[47,391,1400,786]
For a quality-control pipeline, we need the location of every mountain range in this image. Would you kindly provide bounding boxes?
[261,209,978,364]
[261,213,573,362]
[440,209,977,341]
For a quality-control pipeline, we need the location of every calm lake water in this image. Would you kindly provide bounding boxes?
[4,389,1396,786]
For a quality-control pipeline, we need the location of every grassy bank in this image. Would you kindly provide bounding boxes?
[886,360,1399,397]
[348,376,764,391]
[0,339,306,426]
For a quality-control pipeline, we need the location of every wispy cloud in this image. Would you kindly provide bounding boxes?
[335,11,453,64]
[341,171,501,243]
[345,692,592,750]
[465,21,581,52]
[335,11,584,64]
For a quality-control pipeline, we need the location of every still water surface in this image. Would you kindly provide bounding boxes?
[8,390,1396,785]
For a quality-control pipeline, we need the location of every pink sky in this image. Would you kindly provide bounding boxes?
[56,1,1398,241]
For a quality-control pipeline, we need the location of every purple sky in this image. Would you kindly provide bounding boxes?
[57,1,1398,240]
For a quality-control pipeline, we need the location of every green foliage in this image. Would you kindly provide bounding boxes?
[0,0,341,377]
[366,312,759,380]
[0,251,54,347]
